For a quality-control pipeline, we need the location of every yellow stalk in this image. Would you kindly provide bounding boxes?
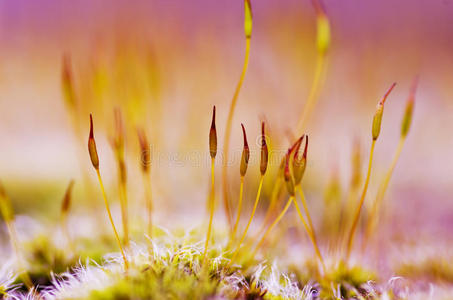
[202,157,216,264]
[363,137,405,249]
[60,212,74,254]
[296,0,330,133]
[118,181,129,246]
[252,196,293,258]
[60,180,75,254]
[143,171,153,239]
[222,36,251,232]
[137,127,153,240]
[227,175,263,268]
[292,196,326,274]
[296,185,315,236]
[231,176,245,241]
[296,54,328,133]
[1,182,33,288]
[6,221,33,289]
[96,169,129,270]
[257,175,283,236]
[345,139,376,261]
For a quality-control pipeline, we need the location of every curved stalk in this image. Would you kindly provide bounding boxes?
[257,175,283,236]
[296,185,315,236]
[202,157,216,264]
[251,196,293,258]
[96,169,129,270]
[227,175,263,268]
[296,54,328,133]
[345,140,376,261]
[222,37,251,231]
[143,171,153,239]
[363,137,405,250]
[231,176,245,241]
[6,221,33,289]
[118,181,129,246]
[293,197,326,274]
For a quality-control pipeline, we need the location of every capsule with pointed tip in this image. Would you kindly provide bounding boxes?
[260,122,268,175]
[372,83,396,140]
[401,77,418,138]
[61,180,75,215]
[88,114,100,170]
[137,128,151,173]
[240,124,250,177]
[112,109,126,183]
[62,54,76,108]
[283,148,295,196]
[294,135,308,185]
[244,0,253,39]
[209,106,217,159]
[112,108,125,157]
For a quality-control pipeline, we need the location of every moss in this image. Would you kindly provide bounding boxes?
[319,261,376,299]
[396,258,453,283]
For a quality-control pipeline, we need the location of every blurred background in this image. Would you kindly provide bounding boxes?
[0,0,452,264]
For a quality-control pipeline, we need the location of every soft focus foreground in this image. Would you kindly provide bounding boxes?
[1,0,453,299]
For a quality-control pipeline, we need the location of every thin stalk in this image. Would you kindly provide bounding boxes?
[252,196,293,258]
[296,54,328,133]
[60,213,75,254]
[95,169,129,270]
[231,176,245,240]
[258,175,283,235]
[292,197,326,274]
[227,175,263,268]
[143,171,153,239]
[118,181,129,246]
[363,137,405,250]
[202,157,216,264]
[296,185,315,236]
[222,37,251,231]
[345,139,376,261]
[137,127,153,240]
[337,185,360,255]
[60,180,75,254]
[6,221,33,289]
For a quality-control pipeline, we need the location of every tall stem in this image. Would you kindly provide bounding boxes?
[258,176,283,235]
[296,54,327,134]
[203,157,216,264]
[222,38,251,231]
[292,197,326,274]
[96,169,129,270]
[297,186,315,236]
[143,171,153,240]
[6,221,33,289]
[61,213,75,254]
[231,176,245,241]
[118,181,129,246]
[227,175,263,268]
[252,196,293,258]
[345,140,376,261]
[363,137,405,250]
